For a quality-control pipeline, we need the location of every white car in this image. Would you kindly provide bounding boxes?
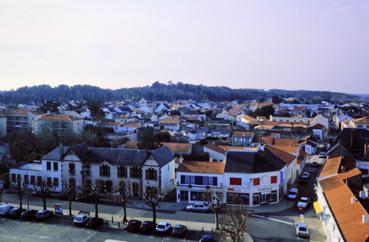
[186,203,210,212]
[287,188,298,200]
[0,204,14,216]
[295,223,310,238]
[73,214,90,226]
[156,222,172,234]
[301,172,310,180]
[297,197,310,210]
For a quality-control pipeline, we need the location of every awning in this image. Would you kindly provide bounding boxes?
[314,201,322,214]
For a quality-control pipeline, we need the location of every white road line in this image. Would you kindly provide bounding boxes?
[250,214,294,226]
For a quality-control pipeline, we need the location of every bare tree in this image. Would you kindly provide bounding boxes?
[205,189,224,230]
[16,180,24,209]
[144,187,161,224]
[220,205,248,242]
[90,184,102,219]
[118,180,130,223]
[33,181,54,210]
[63,179,76,216]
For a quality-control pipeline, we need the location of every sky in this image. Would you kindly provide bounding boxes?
[0,0,369,93]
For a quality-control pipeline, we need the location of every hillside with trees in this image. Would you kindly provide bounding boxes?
[0,81,361,104]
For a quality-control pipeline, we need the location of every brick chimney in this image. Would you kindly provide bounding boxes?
[364,144,368,158]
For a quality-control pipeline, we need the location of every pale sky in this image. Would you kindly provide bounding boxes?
[0,0,369,93]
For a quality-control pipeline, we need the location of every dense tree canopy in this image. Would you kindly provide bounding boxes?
[0,82,360,104]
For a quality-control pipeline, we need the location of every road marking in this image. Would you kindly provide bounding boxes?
[82,231,97,242]
[250,214,294,226]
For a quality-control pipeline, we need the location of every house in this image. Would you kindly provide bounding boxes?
[176,161,225,203]
[309,123,327,140]
[315,155,369,242]
[231,131,255,146]
[9,144,176,199]
[236,115,255,130]
[32,114,81,138]
[155,103,171,113]
[224,146,297,206]
[160,117,180,131]
[350,116,369,130]
[5,108,36,133]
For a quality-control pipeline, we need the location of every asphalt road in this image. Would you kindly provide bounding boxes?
[0,216,192,242]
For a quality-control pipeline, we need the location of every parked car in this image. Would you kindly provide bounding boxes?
[172,224,188,238]
[156,222,172,234]
[297,197,311,210]
[0,204,14,216]
[86,217,104,229]
[126,220,142,233]
[300,172,310,180]
[311,161,320,168]
[8,207,26,218]
[295,223,310,239]
[73,214,90,226]
[140,221,156,234]
[287,188,298,200]
[20,209,38,220]
[35,210,53,221]
[199,234,217,242]
[186,202,210,212]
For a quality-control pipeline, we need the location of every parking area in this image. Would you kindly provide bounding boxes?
[0,215,201,242]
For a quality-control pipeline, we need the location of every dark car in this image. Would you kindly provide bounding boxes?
[126,220,142,233]
[86,217,104,229]
[199,234,217,242]
[172,224,188,238]
[20,209,38,220]
[8,207,26,218]
[35,210,53,221]
[140,221,156,234]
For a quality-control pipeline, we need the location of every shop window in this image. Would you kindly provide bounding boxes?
[230,177,242,186]
[253,178,260,186]
[270,176,277,184]
[180,191,189,201]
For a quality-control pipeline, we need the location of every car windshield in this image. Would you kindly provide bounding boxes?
[175,225,183,229]
[157,225,165,229]
[299,227,308,232]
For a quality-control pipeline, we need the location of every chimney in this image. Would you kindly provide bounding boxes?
[341,165,346,173]
[364,144,368,158]
[351,196,357,204]
[362,215,369,224]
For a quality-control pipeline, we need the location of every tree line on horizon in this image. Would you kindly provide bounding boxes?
[0,81,359,104]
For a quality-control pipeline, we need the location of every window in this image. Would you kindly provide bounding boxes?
[253,178,260,186]
[179,190,189,201]
[180,175,218,186]
[145,168,158,181]
[53,178,59,187]
[11,174,16,183]
[194,176,203,185]
[47,162,51,171]
[47,177,52,186]
[230,177,242,186]
[69,163,76,175]
[271,176,277,184]
[130,167,142,178]
[37,176,42,185]
[30,176,35,185]
[53,162,58,171]
[117,165,127,178]
[99,164,111,177]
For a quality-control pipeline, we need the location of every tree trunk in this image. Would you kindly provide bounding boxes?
[152,205,156,224]
[19,192,23,210]
[123,205,127,223]
[69,192,72,216]
[95,199,99,218]
[42,197,47,210]
[215,211,219,230]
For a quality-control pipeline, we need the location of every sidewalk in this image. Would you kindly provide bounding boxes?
[248,198,294,214]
